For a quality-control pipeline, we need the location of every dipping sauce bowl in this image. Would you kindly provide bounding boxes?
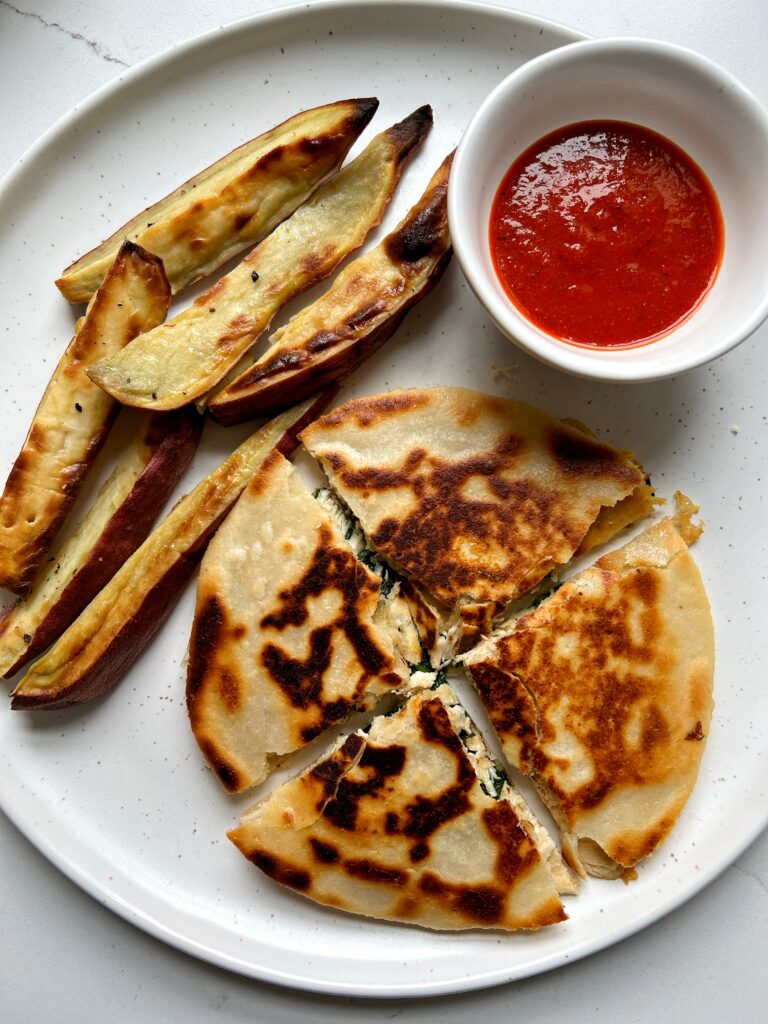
[449,38,768,382]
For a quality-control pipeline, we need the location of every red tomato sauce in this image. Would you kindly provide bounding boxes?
[489,120,724,348]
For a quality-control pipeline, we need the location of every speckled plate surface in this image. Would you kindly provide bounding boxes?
[0,0,765,998]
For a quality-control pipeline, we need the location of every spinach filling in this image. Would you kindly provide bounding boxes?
[408,657,433,674]
[527,572,563,610]
[357,547,397,598]
[429,666,449,689]
[480,766,507,800]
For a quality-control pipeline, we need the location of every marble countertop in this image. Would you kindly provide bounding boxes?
[1,2,766,1021]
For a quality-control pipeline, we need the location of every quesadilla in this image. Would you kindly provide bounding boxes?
[300,387,651,648]
[311,483,434,668]
[228,680,576,930]
[463,511,714,879]
[187,451,415,793]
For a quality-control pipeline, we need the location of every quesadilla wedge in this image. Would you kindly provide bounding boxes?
[0,242,171,595]
[300,388,651,642]
[463,510,714,879]
[229,680,576,931]
[187,451,410,794]
[11,392,332,711]
[310,484,434,669]
[208,150,453,425]
[0,407,201,678]
[56,98,379,303]
[87,107,433,411]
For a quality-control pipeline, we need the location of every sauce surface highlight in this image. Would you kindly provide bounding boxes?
[490,120,724,348]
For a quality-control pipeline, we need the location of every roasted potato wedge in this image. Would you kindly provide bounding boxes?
[209,152,453,425]
[0,243,171,595]
[0,408,201,678]
[10,392,334,711]
[86,106,433,412]
[56,98,379,303]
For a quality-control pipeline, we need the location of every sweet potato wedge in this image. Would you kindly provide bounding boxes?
[56,98,379,303]
[0,243,171,595]
[0,407,201,678]
[86,106,433,412]
[10,392,334,711]
[209,152,453,425]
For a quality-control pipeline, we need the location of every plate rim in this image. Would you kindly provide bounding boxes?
[0,0,587,195]
[3,0,763,1000]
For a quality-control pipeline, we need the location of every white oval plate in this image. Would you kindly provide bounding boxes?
[0,0,765,998]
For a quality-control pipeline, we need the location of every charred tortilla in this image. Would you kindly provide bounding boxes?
[229,681,576,931]
[300,388,650,638]
[187,451,407,793]
[463,513,714,879]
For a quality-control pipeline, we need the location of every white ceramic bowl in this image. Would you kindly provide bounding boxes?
[449,37,768,382]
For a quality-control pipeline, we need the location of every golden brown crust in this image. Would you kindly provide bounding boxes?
[229,691,567,931]
[464,516,714,875]
[186,453,405,793]
[0,243,171,595]
[301,388,644,622]
[0,408,202,677]
[208,152,454,425]
[56,98,379,303]
[86,107,433,411]
[10,392,334,711]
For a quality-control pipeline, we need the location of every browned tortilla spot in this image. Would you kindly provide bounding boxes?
[344,858,407,885]
[186,593,226,712]
[299,697,355,743]
[257,524,390,718]
[318,391,429,429]
[470,662,538,773]
[549,426,639,485]
[417,872,506,925]
[248,849,311,892]
[482,803,540,884]
[309,732,367,811]
[218,668,242,711]
[322,743,407,831]
[309,838,340,863]
[198,737,243,793]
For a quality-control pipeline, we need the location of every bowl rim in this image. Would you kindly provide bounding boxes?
[449,35,768,383]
